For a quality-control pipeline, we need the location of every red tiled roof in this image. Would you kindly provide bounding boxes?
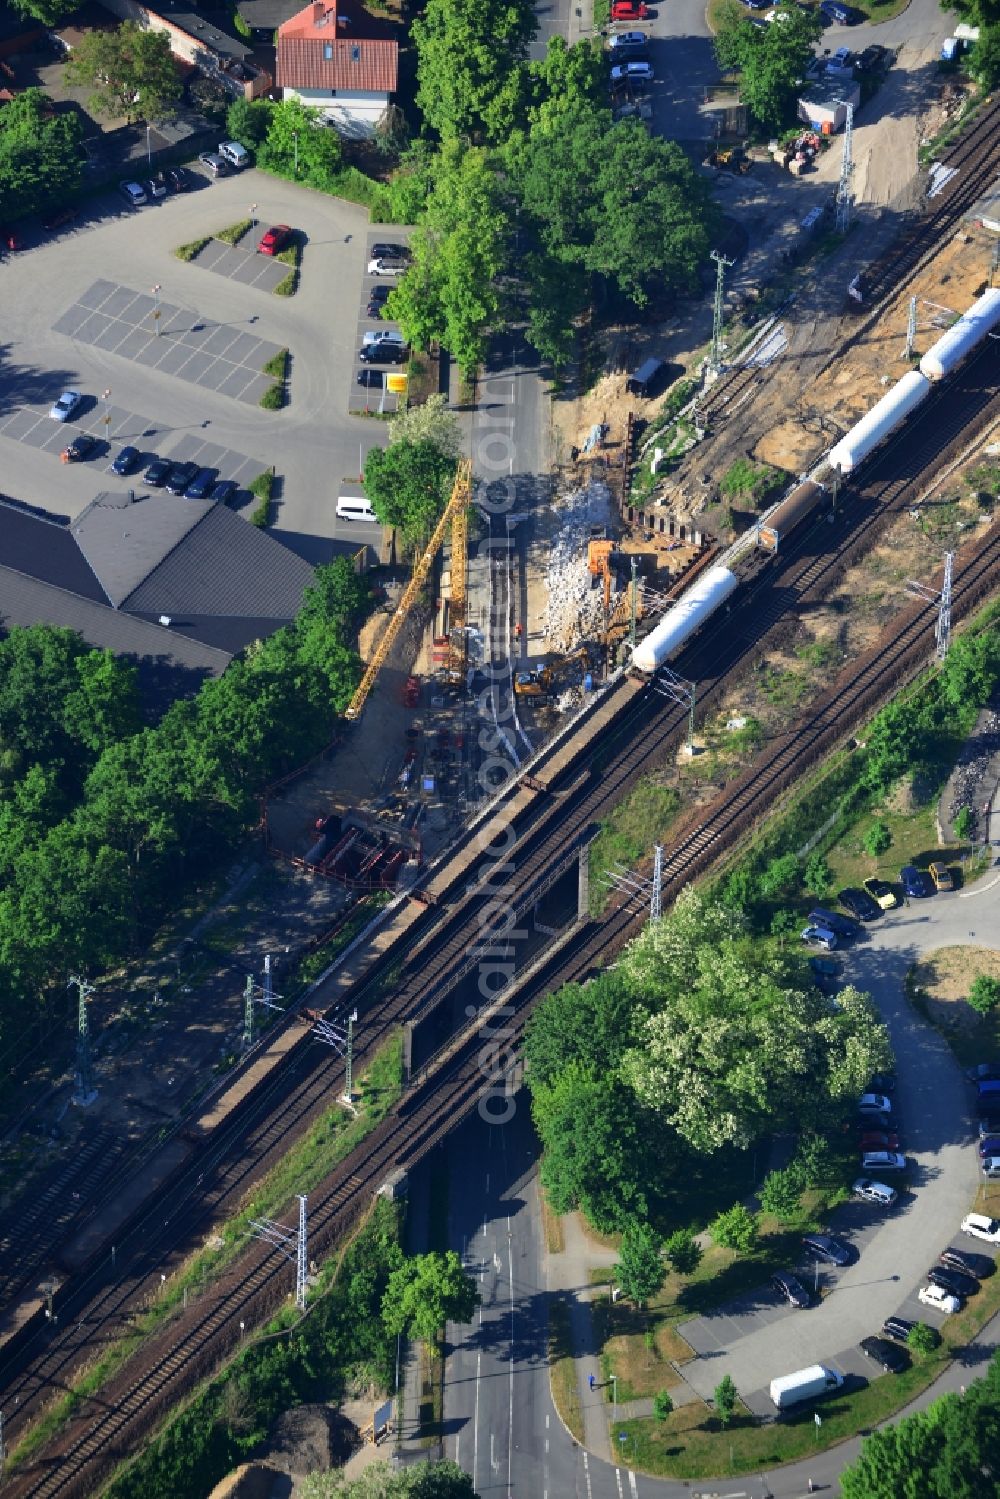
[277,34,397,93]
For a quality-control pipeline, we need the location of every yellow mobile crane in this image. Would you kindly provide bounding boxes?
[344,459,472,721]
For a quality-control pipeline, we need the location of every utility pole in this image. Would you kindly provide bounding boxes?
[342,1009,358,1105]
[651,844,664,924]
[905,295,918,360]
[708,250,734,378]
[250,1196,309,1311]
[68,975,97,1107]
[296,1195,308,1311]
[242,974,256,1052]
[629,555,639,658]
[835,102,854,236]
[936,551,953,660]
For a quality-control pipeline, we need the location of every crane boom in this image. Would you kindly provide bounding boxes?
[345,459,472,721]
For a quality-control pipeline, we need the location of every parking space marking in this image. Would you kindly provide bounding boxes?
[184,238,290,294]
[52,281,285,407]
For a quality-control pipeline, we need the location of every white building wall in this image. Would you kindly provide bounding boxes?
[282,84,388,137]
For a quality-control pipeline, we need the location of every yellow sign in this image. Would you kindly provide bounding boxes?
[386,373,409,393]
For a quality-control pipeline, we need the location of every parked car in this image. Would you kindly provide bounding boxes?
[860,1336,907,1373]
[367,287,393,317]
[861,1150,906,1172]
[119,180,147,207]
[838,887,882,922]
[184,466,218,500]
[111,445,141,475]
[370,241,410,260]
[863,877,899,910]
[982,1156,1000,1178]
[609,29,648,48]
[367,256,409,275]
[857,1111,894,1134]
[611,0,649,16]
[610,60,653,81]
[809,955,840,987]
[918,1283,960,1313]
[146,175,168,200]
[801,924,838,951]
[807,908,860,940]
[802,1233,853,1266]
[978,1136,1000,1158]
[198,152,230,177]
[61,433,97,463]
[858,1093,892,1116]
[928,861,954,892]
[165,460,199,495]
[857,43,892,71]
[258,224,293,256]
[42,205,78,232]
[770,1270,811,1308]
[858,1130,900,1151]
[939,1247,994,1278]
[49,389,82,422]
[829,45,854,69]
[143,458,171,487]
[868,1071,897,1095]
[852,1177,897,1208]
[962,1213,1000,1244]
[969,1063,1000,1084]
[210,479,238,506]
[359,342,408,365]
[362,329,408,349]
[740,0,770,9]
[164,166,194,192]
[819,0,858,21]
[881,1315,915,1343]
[927,1264,979,1299]
[218,140,250,169]
[900,865,934,898]
[357,369,384,387]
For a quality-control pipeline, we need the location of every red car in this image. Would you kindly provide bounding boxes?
[258,223,293,256]
[858,1131,900,1151]
[611,0,650,18]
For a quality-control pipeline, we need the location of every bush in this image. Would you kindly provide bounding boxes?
[663,1228,701,1276]
[804,851,833,899]
[863,820,892,857]
[907,1321,941,1359]
[233,9,251,39]
[173,236,210,261]
[262,348,289,380]
[216,218,252,246]
[248,469,274,527]
[259,382,284,410]
[653,1389,673,1422]
[709,1203,758,1254]
[954,805,973,840]
[273,269,298,297]
[968,976,1000,1016]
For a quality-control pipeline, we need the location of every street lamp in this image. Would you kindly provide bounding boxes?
[101,388,112,438]
[146,122,152,167]
[292,131,299,175]
[151,283,161,338]
[610,1372,618,1425]
[250,202,257,231]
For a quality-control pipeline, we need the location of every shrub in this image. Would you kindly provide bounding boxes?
[262,348,289,380]
[663,1228,701,1276]
[954,805,973,840]
[804,852,833,898]
[275,239,302,268]
[863,820,892,857]
[709,1203,758,1254]
[653,1389,673,1422]
[248,469,274,527]
[173,236,210,261]
[273,270,298,297]
[233,9,251,38]
[259,383,284,410]
[969,976,1000,1015]
[907,1321,941,1359]
[216,219,252,246]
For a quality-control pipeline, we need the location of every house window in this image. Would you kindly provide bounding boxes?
[323,42,333,59]
[351,44,360,61]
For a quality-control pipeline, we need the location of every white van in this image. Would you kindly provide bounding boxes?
[769,1365,844,1411]
[336,495,376,522]
[218,140,249,169]
[362,329,407,349]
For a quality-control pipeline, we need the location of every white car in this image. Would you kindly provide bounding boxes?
[962,1212,1000,1244]
[860,1150,906,1172]
[218,139,249,169]
[858,1093,892,1115]
[119,180,147,207]
[367,257,409,276]
[362,329,408,348]
[918,1283,960,1314]
[49,388,82,422]
[801,924,837,951]
[610,61,653,81]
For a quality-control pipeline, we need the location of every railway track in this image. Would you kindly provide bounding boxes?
[7,502,999,1499]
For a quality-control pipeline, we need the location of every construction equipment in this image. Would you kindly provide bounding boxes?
[514,647,590,698]
[705,144,751,173]
[345,459,472,721]
[587,534,617,614]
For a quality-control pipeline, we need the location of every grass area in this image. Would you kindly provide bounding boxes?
[708,0,908,30]
[588,780,682,916]
[7,1032,403,1474]
[173,235,210,262]
[720,458,784,509]
[907,947,1000,1070]
[820,787,968,895]
[549,1299,585,1444]
[540,1187,566,1254]
[248,468,275,527]
[216,218,252,246]
[273,269,298,297]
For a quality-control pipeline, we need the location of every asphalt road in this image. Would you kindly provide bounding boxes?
[0,168,392,563]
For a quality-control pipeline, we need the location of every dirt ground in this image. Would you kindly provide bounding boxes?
[911,945,1000,1039]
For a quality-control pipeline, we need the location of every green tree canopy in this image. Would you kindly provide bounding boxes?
[968,975,1000,1015]
[713,2,823,128]
[363,438,457,545]
[0,87,83,221]
[615,1221,666,1305]
[226,96,272,146]
[64,22,182,123]
[411,0,536,142]
[8,0,69,26]
[714,1373,738,1428]
[524,970,638,1091]
[388,393,462,460]
[257,97,342,182]
[381,1251,479,1343]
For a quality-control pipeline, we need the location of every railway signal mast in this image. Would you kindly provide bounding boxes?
[250,1194,309,1311]
[835,102,854,236]
[707,250,734,381]
[906,550,954,659]
[68,975,97,1107]
[242,954,283,1051]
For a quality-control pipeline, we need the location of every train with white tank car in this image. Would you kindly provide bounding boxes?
[629,289,1000,677]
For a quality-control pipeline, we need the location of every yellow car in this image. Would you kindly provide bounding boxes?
[863,877,899,911]
[928,861,954,892]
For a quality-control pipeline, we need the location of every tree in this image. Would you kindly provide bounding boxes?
[302,1459,478,1498]
[759,852,800,898]
[381,1252,479,1343]
[714,1373,738,1429]
[953,805,974,840]
[907,1322,941,1360]
[653,1389,674,1422]
[411,0,536,143]
[713,4,823,129]
[757,1166,802,1220]
[388,393,462,460]
[8,0,67,28]
[525,971,637,1091]
[709,1204,758,1254]
[614,1222,666,1306]
[64,22,182,123]
[864,820,892,857]
[363,439,457,545]
[663,1228,702,1276]
[968,975,1000,1015]
[970,27,1000,89]
[0,88,83,221]
[804,851,833,898]
[226,96,272,146]
[526,36,606,129]
[258,97,342,183]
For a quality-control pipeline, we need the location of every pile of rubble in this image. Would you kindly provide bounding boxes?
[540,481,613,653]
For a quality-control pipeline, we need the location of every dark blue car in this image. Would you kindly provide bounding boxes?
[111,445,141,475]
[900,865,933,898]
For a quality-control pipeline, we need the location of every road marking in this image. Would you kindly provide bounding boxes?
[616,1469,624,1497]
[960,873,1000,897]
[628,1472,638,1497]
[508,1216,515,1498]
[583,1450,593,1499]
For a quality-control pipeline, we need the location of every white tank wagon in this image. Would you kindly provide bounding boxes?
[919,288,1000,381]
[828,369,931,475]
[631,564,739,674]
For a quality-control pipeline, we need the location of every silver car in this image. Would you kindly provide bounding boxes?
[49,389,82,422]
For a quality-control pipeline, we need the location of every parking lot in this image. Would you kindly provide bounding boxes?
[0,168,406,555]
